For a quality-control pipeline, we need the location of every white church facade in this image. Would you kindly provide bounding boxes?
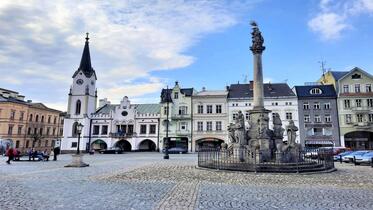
[61,35,160,153]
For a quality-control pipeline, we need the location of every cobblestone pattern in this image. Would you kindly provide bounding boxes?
[1,153,373,210]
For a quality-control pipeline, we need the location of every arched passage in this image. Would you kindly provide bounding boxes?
[196,138,224,151]
[345,131,373,150]
[115,140,132,152]
[91,139,107,151]
[138,139,156,151]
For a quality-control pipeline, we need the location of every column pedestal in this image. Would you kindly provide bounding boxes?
[65,154,89,167]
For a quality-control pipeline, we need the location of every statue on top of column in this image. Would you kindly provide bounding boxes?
[250,21,265,54]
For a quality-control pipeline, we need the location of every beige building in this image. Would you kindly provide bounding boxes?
[0,88,64,153]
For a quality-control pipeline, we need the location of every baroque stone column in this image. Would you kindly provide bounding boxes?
[250,21,266,109]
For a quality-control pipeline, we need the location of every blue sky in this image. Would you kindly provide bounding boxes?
[1,0,373,111]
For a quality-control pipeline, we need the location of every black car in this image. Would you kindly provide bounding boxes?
[99,147,123,154]
[162,147,188,154]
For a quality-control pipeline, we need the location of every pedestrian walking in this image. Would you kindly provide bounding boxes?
[53,146,60,161]
[5,146,14,164]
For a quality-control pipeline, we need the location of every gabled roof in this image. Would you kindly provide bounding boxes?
[95,104,117,114]
[329,71,349,81]
[338,67,373,81]
[0,95,26,104]
[160,88,194,103]
[136,104,160,114]
[227,82,296,99]
[294,85,336,99]
[72,34,97,79]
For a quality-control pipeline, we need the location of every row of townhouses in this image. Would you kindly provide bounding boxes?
[60,37,373,153]
[0,88,64,154]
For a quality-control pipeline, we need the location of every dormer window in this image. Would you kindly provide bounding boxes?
[174,92,178,99]
[351,73,361,79]
[310,88,322,95]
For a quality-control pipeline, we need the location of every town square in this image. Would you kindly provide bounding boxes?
[1,0,373,209]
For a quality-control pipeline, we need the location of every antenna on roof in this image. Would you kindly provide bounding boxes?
[319,60,327,85]
[242,74,248,84]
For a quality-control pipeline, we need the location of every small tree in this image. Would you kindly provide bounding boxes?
[30,133,44,148]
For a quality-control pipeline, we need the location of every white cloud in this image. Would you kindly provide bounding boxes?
[309,0,373,40]
[0,0,257,110]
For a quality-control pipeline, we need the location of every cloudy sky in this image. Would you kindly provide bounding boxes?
[1,0,373,111]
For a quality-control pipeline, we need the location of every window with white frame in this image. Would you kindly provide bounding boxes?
[313,102,320,109]
[356,99,362,107]
[233,113,238,120]
[206,121,212,131]
[246,112,250,120]
[150,125,156,134]
[310,88,322,94]
[174,92,178,99]
[345,114,352,123]
[140,124,147,134]
[179,106,188,115]
[197,105,203,114]
[343,85,349,93]
[197,121,203,131]
[357,114,363,123]
[180,122,187,130]
[304,115,310,122]
[367,99,373,107]
[286,112,292,120]
[324,128,333,136]
[207,105,213,114]
[366,84,372,92]
[93,125,99,135]
[216,121,222,131]
[344,100,350,108]
[101,125,108,135]
[314,115,321,123]
[216,105,222,113]
[303,102,309,110]
[313,128,323,136]
[325,115,331,123]
[369,114,373,122]
[324,103,330,109]
[355,84,361,93]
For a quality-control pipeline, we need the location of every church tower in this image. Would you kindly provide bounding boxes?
[62,33,98,152]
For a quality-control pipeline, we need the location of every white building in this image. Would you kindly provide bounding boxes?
[89,96,160,152]
[61,35,98,152]
[192,88,228,151]
[227,81,300,143]
[61,35,160,152]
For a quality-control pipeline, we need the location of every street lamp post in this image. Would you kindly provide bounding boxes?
[65,122,89,168]
[164,86,170,159]
[76,123,83,155]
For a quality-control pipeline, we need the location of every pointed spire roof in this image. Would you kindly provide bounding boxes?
[72,33,97,79]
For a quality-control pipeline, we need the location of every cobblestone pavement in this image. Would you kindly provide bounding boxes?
[1,153,373,210]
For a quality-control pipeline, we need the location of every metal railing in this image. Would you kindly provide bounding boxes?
[198,147,334,173]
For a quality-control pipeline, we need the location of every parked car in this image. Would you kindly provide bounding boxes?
[355,152,373,165]
[342,151,370,163]
[99,147,123,154]
[333,151,353,161]
[162,147,187,154]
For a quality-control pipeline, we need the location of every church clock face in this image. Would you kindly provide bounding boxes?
[76,79,84,85]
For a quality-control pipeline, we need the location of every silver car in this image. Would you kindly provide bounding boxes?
[342,151,370,163]
[355,152,373,165]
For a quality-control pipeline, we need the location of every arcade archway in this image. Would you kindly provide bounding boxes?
[91,139,107,151]
[345,131,373,150]
[138,139,156,151]
[196,138,224,151]
[115,140,132,151]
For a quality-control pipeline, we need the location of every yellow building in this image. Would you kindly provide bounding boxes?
[0,88,64,154]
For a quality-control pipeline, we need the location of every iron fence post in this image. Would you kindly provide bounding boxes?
[371,157,373,168]
[340,155,342,164]
[353,156,356,166]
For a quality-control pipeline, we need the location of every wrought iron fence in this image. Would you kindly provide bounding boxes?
[198,147,335,173]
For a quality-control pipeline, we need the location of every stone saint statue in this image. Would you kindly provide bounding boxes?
[273,113,285,139]
[286,120,298,146]
[235,111,246,145]
[228,123,237,144]
[257,113,269,138]
[250,21,265,54]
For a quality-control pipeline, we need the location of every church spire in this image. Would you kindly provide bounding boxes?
[73,33,96,79]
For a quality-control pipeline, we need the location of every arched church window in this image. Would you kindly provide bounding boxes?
[72,122,79,137]
[75,100,81,115]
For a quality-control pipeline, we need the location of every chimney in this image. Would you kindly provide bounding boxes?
[226,86,230,91]
[99,98,110,108]
[27,100,32,103]
[202,87,206,91]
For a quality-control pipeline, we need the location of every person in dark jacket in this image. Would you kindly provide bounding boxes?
[6,146,14,164]
[53,146,60,161]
